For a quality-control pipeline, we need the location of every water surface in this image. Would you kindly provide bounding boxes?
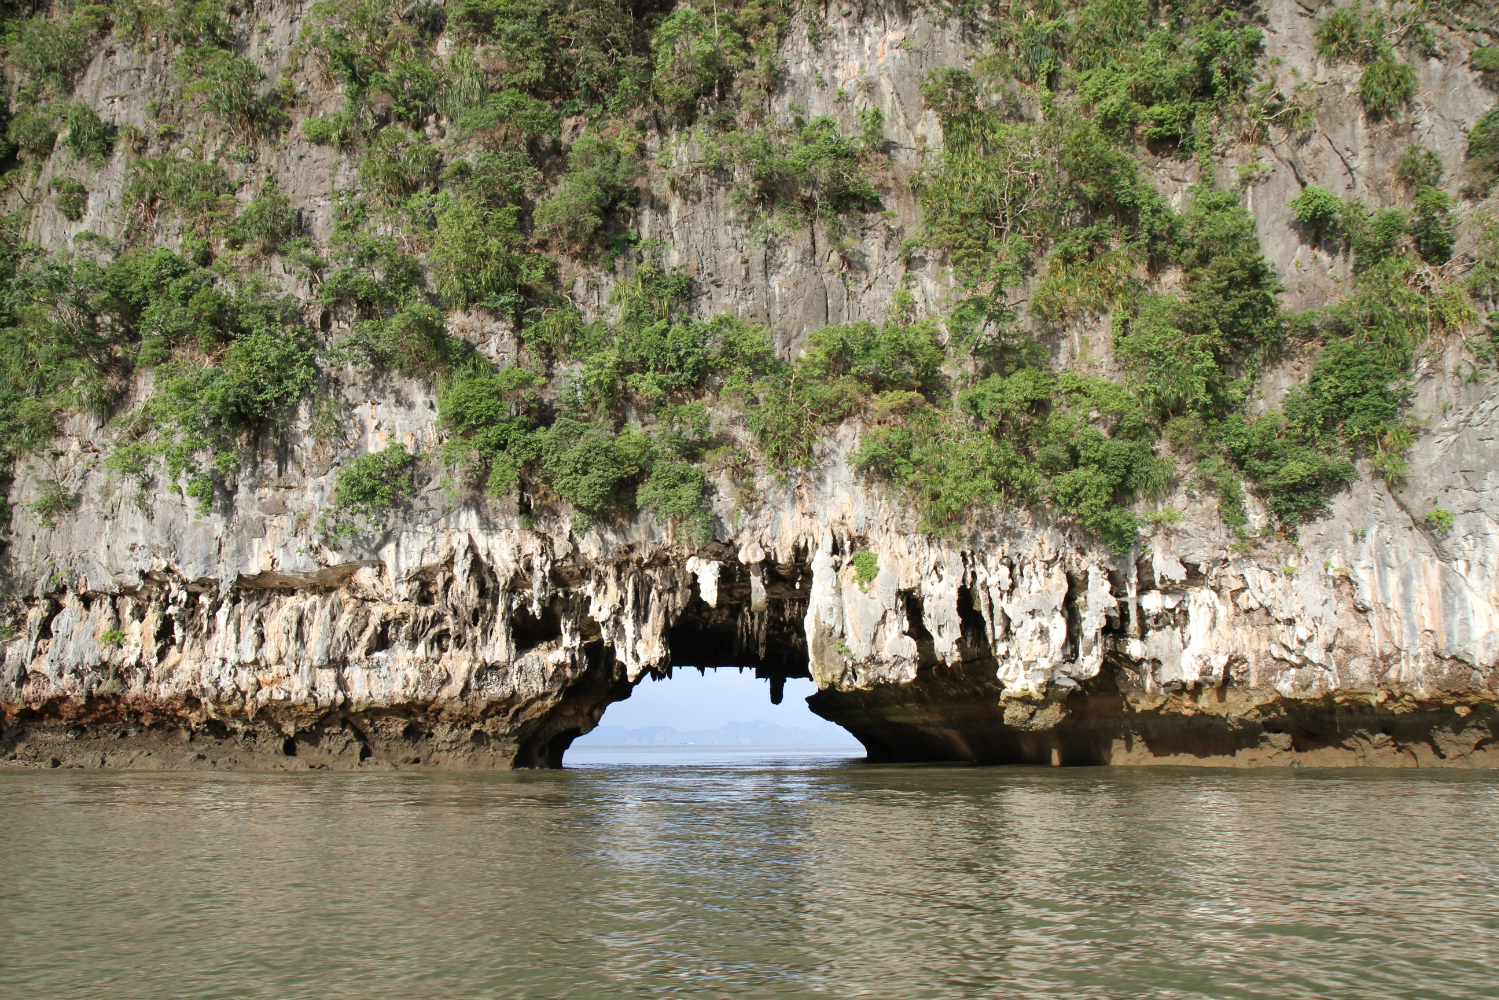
[3,747,1497,999]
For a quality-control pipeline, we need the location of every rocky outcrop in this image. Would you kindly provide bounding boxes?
[3,0,1498,769]
[6,376,1499,770]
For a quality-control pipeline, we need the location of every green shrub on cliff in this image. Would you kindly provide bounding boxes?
[445,0,658,109]
[300,0,446,124]
[433,252,772,531]
[44,242,325,509]
[27,478,75,530]
[1329,254,1475,371]
[533,130,643,253]
[322,442,416,538]
[224,183,300,255]
[49,176,87,221]
[442,0,784,117]
[0,240,140,421]
[855,368,1172,550]
[439,372,679,528]
[1283,339,1412,457]
[1408,187,1455,265]
[1218,414,1358,527]
[177,45,288,137]
[748,318,942,467]
[2,6,111,94]
[549,254,781,418]
[122,157,235,231]
[652,6,742,119]
[443,150,544,209]
[527,416,715,538]
[636,455,710,539]
[339,303,457,379]
[61,103,112,163]
[1116,187,1284,421]
[438,365,545,496]
[722,114,882,222]
[1310,147,1454,273]
[112,0,233,48]
[1080,14,1263,151]
[357,126,442,202]
[536,416,649,515]
[1110,182,1285,530]
[1466,104,1499,195]
[301,109,364,149]
[898,137,1380,543]
[429,199,550,313]
[319,228,427,317]
[1314,3,1430,70]
[5,102,63,163]
[1288,186,1344,243]
[1212,254,1465,515]
[1315,6,1371,62]
[1345,205,1410,270]
[451,90,561,148]
[1307,3,1421,115]
[1359,59,1418,114]
[94,247,303,356]
[975,2,1263,154]
[913,71,1174,310]
[115,323,318,489]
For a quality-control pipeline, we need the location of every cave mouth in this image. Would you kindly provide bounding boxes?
[570,665,860,756]
[542,557,863,764]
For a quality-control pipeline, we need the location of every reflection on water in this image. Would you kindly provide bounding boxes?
[3,748,1498,999]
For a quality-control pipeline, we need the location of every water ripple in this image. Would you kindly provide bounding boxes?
[2,751,1497,999]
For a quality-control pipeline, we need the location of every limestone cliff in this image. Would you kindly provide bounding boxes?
[2,0,1497,768]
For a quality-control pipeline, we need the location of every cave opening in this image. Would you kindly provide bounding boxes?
[572,666,857,753]
[561,558,860,760]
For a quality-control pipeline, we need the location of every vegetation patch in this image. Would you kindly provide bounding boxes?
[49,175,87,221]
[322,442,416,539]
[1312,2,1428,115]
[1467,103,1499,196]
[27,478,75,530]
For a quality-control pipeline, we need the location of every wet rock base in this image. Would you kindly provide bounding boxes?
[7,688,1498,770]
[0,704,608,772]
[812,680,1499,768]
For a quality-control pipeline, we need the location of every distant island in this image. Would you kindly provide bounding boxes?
[574,721,859,746]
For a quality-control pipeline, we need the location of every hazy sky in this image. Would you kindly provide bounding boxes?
[599,669,829,731]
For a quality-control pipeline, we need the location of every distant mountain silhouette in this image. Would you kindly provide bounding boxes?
[574,719,859,745]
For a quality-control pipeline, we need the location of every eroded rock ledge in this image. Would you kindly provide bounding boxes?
[5,435,1497,770]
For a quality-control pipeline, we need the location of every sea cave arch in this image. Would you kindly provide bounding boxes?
[518,553,865,768]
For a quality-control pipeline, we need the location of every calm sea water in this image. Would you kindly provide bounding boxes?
[3,747,1498,1000]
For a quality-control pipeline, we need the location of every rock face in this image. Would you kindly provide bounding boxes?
[7,399,1498,770]
[2,0,1498,769]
